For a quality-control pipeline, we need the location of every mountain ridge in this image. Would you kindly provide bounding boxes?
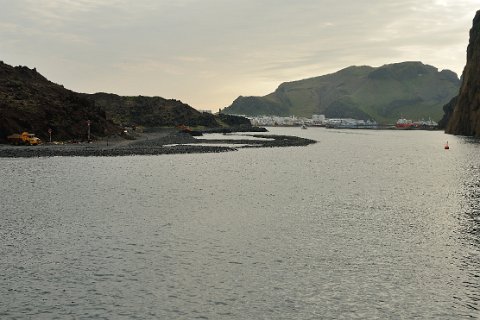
[224,61,460,123]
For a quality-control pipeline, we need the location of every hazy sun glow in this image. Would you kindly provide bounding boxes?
[0,0,477,110]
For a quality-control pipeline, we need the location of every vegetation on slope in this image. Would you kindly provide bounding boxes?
[89,92,220,128]
[88,93,252,130]
[224,62,460,123]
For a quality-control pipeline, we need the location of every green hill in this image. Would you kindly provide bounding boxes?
[224,62,460,123]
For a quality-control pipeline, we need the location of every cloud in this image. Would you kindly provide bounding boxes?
[0,0,477,109]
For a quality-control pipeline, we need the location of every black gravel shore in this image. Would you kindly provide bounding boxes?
[0,131,316,158]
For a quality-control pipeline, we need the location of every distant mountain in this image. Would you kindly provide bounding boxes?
[0,61,117,141]
[223,62,460,123]
[445,11,480,137]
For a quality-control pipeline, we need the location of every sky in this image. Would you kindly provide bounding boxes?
[0,1,478,111]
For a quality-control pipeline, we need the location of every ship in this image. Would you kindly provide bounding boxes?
[395,117,438,130]
[395,118,415,129]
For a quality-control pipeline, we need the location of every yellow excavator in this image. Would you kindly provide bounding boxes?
[7,132,42,145]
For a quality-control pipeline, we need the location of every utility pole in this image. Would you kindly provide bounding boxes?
[87,120,91,142]
[105,128,109,146]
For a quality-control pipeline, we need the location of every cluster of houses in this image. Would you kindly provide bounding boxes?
[247,115,378,128]
[248,115,326,126]
[245,114,438,130]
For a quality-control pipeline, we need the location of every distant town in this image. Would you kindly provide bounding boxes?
[248,115,326,126]
[220,114,439,130]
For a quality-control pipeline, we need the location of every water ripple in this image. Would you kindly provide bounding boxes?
[1,129,480,319]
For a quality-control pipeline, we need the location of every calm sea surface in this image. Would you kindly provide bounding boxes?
[1,127,480,319]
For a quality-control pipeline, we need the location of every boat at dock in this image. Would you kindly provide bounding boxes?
[395,118,438,130]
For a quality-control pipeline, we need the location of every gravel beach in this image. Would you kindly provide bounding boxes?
[0,129,316,158]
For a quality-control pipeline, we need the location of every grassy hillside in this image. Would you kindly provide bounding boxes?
[224,62,460,123]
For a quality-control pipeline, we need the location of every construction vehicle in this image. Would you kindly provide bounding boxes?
[7,132,42,146]
[176,124,202,136]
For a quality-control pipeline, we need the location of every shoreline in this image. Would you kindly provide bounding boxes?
[0,130,316,158]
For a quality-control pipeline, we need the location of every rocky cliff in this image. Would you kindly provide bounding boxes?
[88,93,252,130]
[446,11,480,137]
[0,60,252,142]
[224,62,460,123]
[88,92,220,128]
[0,61,117,141]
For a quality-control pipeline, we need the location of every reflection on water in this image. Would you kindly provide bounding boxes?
[449,137,480,314]
[198,133,275,141]
[164,143,251,148]
[457,201,480,311]
[1,128,480,319]
[457,139,480,243]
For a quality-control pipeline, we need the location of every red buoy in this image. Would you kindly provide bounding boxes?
[444,141,449,150]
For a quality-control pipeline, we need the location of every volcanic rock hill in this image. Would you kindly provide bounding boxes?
[223,61,460,123]
[445,10,480,137]
[0,60,251,141]
[0,61,116,141]
[88,93,250,129]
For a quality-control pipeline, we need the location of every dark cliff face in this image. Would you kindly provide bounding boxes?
[0,60,250,141]
[88,93,252,129]
[88,92,220,128]
[446,11,480,136]
[438,96,458,129]
[0,61,118,140]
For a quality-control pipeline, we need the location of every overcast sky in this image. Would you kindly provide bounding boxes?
[0,1,478,111]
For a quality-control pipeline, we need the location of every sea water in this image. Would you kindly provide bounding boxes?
[1,127,479,319]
